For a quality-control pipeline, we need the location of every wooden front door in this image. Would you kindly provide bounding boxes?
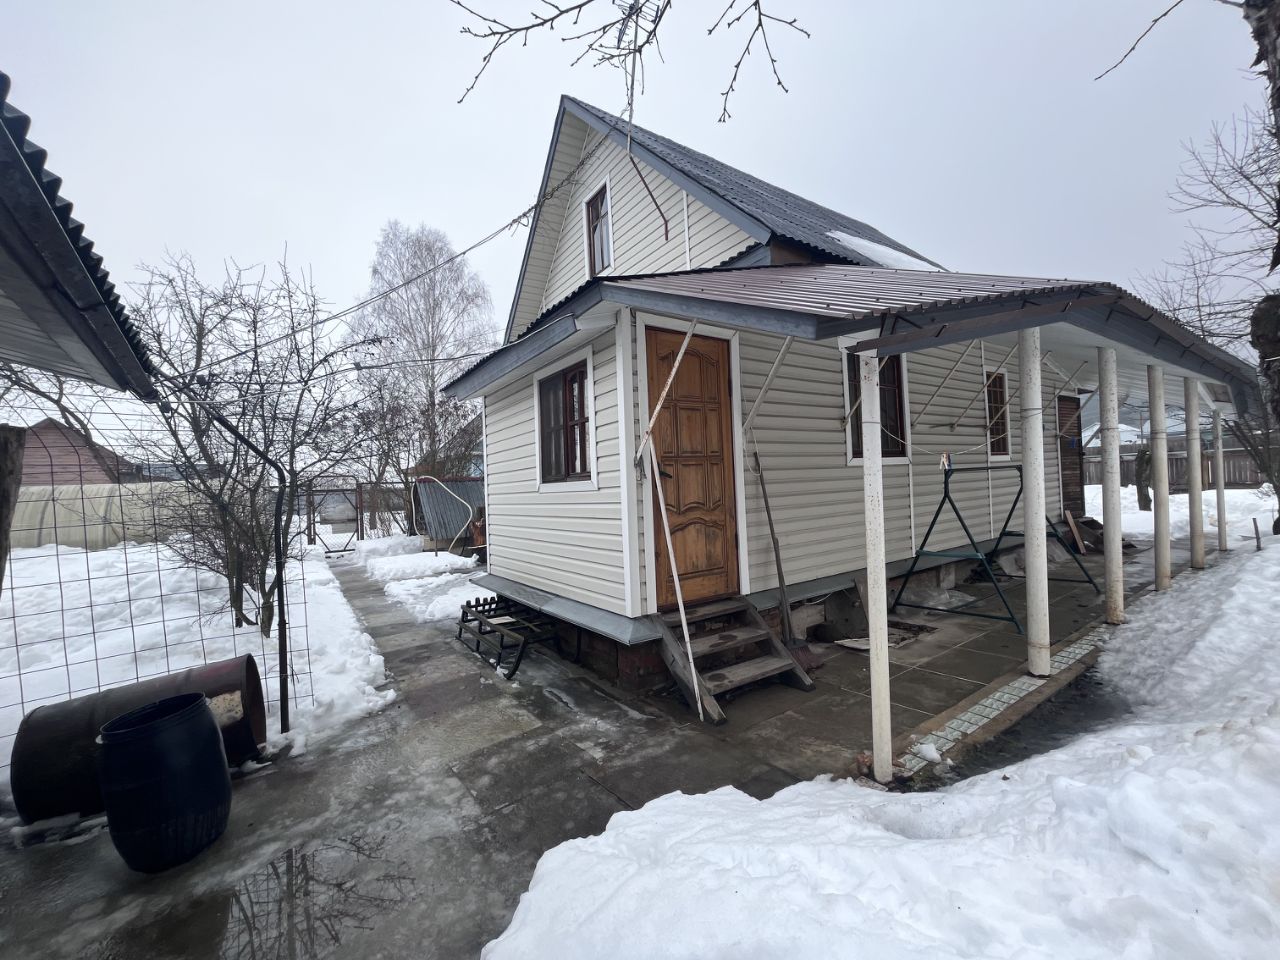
[647,329,739,610]
[1057,395,1085,518]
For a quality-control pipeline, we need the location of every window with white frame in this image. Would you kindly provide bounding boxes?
[538,360,591,483]
[845,351,908,458]
[585,185,612,277]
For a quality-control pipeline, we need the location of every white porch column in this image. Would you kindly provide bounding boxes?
[859,352,893,784]
[1148,365,1171,590]
[1185,378,1206,569]
[1213,408,1229,553]
[1019,329,1051,677]
[1099,347,1125,624]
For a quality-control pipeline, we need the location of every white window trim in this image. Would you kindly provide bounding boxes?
[533,345,598,492]
[581,176,614,279]
[983,365,1012,462]
[839,336,912,466]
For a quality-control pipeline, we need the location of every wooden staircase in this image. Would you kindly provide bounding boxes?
[651,596,815,724]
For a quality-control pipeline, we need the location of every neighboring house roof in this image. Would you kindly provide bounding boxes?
[20,418,145,486]
[446,263,1260,416]
[0,72,156,399]
[504,95,940,343]
[413,477,484,542]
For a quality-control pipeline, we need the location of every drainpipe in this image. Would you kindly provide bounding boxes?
[1148,366,1171,590]
[858,353,893,784]
[1020,328,1052,675]
[1098,347,1125,624]
[1185,378,1206,569]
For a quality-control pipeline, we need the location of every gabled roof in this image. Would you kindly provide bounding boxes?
[564,97,942,270]
[504,95,940,342]
[0,72,156,399]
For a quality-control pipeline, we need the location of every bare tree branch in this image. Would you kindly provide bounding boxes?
[1095,0,1189,82]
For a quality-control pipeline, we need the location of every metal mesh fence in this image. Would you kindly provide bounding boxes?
[0,395,314,769]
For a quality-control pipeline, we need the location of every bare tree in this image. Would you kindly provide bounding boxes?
[130,254,369,635]
[451,0,809,121]
[1145,104,1280,524]
[346,222,494,490]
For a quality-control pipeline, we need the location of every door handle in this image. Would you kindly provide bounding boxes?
[655,459,673,480]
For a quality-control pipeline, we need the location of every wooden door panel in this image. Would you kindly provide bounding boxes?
[648,329,739,609]
[1057,395,1085,518]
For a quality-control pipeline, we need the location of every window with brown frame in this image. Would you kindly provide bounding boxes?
[845,352,907,458]
[585,186,612,277]
[985,370,1010,456]
[538,361,591,483]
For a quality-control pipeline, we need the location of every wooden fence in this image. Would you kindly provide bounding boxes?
[1083,449,1263,491]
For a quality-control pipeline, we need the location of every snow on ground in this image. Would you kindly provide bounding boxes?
[364,550,478,585]
[1084,482,1276,541]
[485,546,1280,959]
[0,541,392,767]
[383,562,492,623]
[348,533,492,623]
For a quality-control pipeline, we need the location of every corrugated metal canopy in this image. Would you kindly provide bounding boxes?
[0,72,156,398]
[606,264,1089,321]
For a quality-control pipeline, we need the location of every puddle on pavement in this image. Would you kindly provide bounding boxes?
[90,834,416,960]
[909,666,1133,790]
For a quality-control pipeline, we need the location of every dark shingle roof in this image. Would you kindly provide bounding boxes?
[566,97,943,270]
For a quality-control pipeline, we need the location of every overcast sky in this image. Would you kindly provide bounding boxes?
[1,1,1262,335]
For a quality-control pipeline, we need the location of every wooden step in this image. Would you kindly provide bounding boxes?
[686,626,770,658]
[701,654,796,696]
[660,597,748,626]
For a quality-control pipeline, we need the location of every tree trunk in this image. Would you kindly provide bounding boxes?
[1134,447,1153,512]
[1243,4,1280,426]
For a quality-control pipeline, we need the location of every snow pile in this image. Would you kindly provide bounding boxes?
[1084,483,1275,541]
[350,533,423,567]
[485,547,1280,959]
[282,548,394,754]
[383,562,492,623]
[364,550,477,584]
[825,230,941,271]
[0,541,392,766]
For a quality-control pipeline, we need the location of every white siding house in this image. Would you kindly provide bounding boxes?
[448,94,1257,661]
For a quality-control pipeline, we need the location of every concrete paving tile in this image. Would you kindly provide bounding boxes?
[884,667,986,716]
[914,645,1023,685]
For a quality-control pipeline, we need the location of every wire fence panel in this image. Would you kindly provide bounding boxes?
[0,398,314,770]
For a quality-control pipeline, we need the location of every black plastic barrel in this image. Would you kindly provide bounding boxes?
[98,693,232,874]
[9,655,265,824]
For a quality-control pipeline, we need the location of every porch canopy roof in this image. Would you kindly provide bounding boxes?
[445,263,1259,414]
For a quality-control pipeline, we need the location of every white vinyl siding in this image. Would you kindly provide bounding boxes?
[624,317,1068,603]
[483,332,627,614]
[535,134,756,320]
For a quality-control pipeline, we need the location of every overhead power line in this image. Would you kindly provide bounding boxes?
[152,134,608,389]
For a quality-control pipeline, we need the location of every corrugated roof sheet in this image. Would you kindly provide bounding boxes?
[567,97,943,269]
[414,478,484,542]
[605,263,1092,320]
[0,72,154,392]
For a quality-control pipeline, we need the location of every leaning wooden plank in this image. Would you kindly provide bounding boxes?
[1064,510,1087,554]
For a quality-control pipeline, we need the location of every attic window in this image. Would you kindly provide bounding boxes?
[586,186,612,277]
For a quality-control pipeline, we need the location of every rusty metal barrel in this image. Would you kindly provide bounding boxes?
[8,655,266,824]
